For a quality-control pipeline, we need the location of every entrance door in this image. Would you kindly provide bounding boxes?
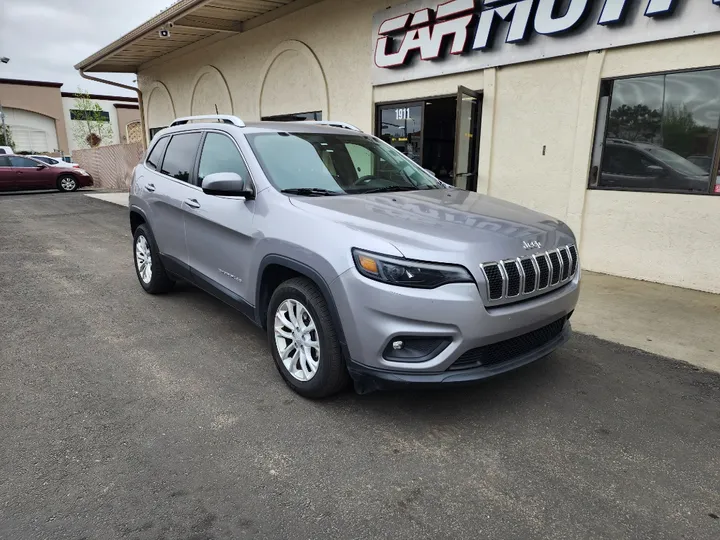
[453,86,481,191]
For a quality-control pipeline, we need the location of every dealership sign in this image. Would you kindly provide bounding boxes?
[372,0,720,85]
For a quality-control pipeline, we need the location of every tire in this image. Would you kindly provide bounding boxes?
[267,277,349,399]
[133,224,174,294]
[57,175,78,192]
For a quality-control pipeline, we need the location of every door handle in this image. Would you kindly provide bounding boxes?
[185,198,201,209]
[145,183,156,192]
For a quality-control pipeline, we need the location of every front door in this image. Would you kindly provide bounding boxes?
[453,86,481,192]
[10,156,57,189]
[184,132,256,302]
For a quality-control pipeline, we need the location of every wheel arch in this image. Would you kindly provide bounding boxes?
[129,206,148,235]
[256,255,349,360]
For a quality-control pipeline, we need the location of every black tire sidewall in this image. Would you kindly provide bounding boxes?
[267,283,339,398]
[58,175,77,192]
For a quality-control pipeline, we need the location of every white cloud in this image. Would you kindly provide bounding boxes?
[0,0,171,95]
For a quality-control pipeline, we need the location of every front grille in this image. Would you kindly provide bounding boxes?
[520,258,537,293]
[503,260,521,297]
[480,245,578,305]
[483,263,504,300]
[548,251,561,285]
[449,317,568,370]
[536,255,550,289]
[559,248,570,281]
[568,245,578,275]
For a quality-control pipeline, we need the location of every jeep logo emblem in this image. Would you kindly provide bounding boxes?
[523,241,542,250]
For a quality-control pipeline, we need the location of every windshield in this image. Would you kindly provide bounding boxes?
[641,145,708,176]
[246,132,443,194]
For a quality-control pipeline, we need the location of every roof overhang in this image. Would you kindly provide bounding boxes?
[75,0,322,73]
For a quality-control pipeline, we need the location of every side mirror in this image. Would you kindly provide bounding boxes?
[37,164,47,170]
[646,164,664,177]
[424,168,437,177]
[202,172,254,199]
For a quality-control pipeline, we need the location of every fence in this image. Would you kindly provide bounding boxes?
[72,142,145,190]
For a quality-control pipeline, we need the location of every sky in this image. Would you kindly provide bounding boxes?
[0,0,172,96]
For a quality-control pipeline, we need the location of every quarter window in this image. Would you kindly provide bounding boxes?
[197,133,250,185]
[590,68,720,194]
[146,137,169,171]
[161,133,201,182]
[0,156,11,167]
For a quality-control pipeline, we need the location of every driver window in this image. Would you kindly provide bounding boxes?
[198,133,250,185]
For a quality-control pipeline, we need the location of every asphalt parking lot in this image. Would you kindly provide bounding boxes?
[1,192,719,540]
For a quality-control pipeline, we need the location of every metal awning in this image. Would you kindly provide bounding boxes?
[75,0,319,73]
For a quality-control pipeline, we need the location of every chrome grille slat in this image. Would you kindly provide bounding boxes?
[480,245,578,305]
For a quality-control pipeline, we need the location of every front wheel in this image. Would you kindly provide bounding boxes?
[267,278,349,399]
[57,175,78,192]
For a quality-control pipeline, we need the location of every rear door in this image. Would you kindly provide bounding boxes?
[144,132,202,268]
[184,132,257,301]
[10,156,57,189]
[0,156,15,190]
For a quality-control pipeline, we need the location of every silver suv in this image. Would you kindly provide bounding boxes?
[130,115,580,398]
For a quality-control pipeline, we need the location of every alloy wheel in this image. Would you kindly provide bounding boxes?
[274,299,320,382]
[60,177,77,191]
[135,235,153,284]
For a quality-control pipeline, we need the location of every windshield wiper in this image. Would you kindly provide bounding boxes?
[355,185,437,194]
[281,188,343,196]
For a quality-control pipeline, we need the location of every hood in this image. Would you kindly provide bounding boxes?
[290,189,574,262]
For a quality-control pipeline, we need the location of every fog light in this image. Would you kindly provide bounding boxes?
[383,337,451,363]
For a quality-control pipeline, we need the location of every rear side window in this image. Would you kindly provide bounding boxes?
[0,157,11,167]
[161,133,202,183]
[146,137,169,171]
[197,133,251,185]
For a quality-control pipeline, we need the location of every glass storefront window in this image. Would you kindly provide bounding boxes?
[377,103,423,165]
[591,68,720,195]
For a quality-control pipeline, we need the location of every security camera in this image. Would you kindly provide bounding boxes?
[0,57,9,64]
[158,27,170,38]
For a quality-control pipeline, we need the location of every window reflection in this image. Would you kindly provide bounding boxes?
[596,69,720,194]
[378,104,423,165]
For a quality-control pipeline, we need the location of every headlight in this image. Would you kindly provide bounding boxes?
[352,249,473,289]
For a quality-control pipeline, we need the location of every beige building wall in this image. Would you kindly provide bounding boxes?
[138,0,719,293]
[0,80,69,153]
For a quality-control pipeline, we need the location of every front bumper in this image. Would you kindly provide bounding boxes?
[330,267,580,385]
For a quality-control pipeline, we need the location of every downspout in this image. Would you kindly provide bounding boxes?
[79,71,148,149]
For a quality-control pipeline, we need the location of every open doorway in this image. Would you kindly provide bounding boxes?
[375,87,481,191]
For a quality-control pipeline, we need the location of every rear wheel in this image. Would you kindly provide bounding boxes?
[133,224,174,294]
[57,175,78,192]
[267,277,349,398]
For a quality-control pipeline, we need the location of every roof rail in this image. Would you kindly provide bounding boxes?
[300,121,363,132]
[171,114,246,128]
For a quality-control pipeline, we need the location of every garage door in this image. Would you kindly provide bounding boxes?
[12,127,50,152]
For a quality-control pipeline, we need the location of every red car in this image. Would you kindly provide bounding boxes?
[0,155,94,192]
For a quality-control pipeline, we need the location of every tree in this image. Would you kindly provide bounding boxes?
[662,104,713,158]
[71,88,113,148]
[0,123,14,149]
[607,104,662,142]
